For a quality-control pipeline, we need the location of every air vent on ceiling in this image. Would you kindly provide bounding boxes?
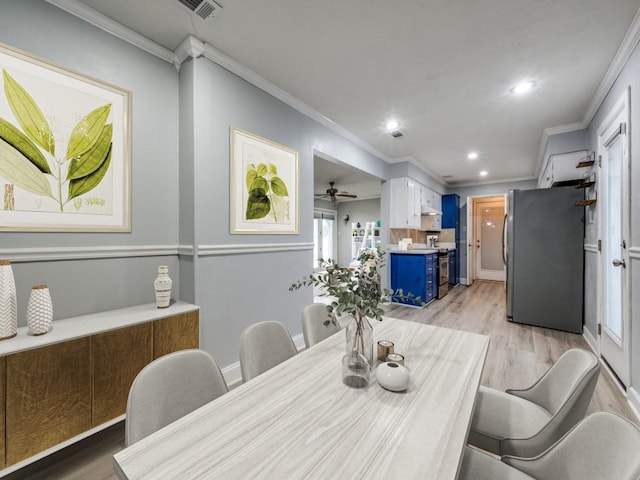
[390,130,404,138]
[177,0,223,20]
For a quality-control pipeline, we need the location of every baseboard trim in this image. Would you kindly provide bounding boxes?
[222,333,306,388]
[0,245,178,262]
[628,387,640,423]
[583,327,599,354]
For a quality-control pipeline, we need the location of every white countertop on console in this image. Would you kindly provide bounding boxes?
[0,301,199,356]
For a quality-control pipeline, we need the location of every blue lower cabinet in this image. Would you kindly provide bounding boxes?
[391,253,438,305]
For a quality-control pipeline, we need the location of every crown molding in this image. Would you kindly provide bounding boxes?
[387,155,447,187]
[534,10,640,184]
[45,0,174,63]
[448,175,536,189]
[534,122,587,179]
[583,7,640,125]
[0,245,178,262]
[188,38,392,164]
[173,35,205,71]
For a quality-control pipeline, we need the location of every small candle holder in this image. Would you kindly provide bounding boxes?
[386,352,405,366]
[377,340,394,362]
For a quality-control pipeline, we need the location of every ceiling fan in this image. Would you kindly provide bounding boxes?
[315,182,357,204]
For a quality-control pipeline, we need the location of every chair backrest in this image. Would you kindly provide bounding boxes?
[503,348,600,457]
[125,349,228,446]
[301,303,341,348]
[240,321,297,382]
[504,412,640,480]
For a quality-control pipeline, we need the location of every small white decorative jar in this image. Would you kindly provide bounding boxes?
[27,285,53,336]
[154,265,172,308]
[376,361,411,392]
[0,260,18,340]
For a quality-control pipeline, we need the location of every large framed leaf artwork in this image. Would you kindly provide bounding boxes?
[0,43,131,232]
[230,127,299,234]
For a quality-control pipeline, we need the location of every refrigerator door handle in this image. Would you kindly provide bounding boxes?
[502,213,508,265]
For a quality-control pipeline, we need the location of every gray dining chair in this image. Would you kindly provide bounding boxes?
[468,348,599,458]
[301,303,341,348]
[458,412,640,480]
[239,320,298,382]
[125,349,228,446]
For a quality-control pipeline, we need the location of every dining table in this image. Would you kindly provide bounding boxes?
[113,317,489,480]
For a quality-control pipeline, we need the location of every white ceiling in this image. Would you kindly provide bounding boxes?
[71,0,640,187]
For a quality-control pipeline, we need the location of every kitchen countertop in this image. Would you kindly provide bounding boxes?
[390,249,439,254]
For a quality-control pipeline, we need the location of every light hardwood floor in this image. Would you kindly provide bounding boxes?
[7,281,637,480]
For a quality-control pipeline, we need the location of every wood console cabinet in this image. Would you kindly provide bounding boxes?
[0,302,199,473]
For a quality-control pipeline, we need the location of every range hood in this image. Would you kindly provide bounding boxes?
[421,204,442,216]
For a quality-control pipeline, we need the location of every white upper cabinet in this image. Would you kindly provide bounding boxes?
[390,178,421,229]
[538,150,590,188]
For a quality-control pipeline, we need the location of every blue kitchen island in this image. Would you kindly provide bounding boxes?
[390,250,439,305]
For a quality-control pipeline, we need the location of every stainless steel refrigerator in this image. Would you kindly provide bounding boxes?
[503,186,584,333]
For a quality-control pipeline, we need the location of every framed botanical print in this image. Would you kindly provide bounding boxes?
[0,42,131,231]
[230,127,299,234]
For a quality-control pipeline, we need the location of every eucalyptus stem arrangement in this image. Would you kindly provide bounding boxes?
[290,248,422,373]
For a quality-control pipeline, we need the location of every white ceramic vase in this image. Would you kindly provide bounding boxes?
[154,265,172,308]
[27,285,53,336]
[0,260,18,340]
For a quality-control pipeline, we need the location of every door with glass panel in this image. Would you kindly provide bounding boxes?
[598,92,630,387]
[313,209,337,270]
[474,197,506,281]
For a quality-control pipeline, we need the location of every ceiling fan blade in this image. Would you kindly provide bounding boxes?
[336,193,357,198]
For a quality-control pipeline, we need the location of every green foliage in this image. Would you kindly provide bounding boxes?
[0,139,53,197]
[66,104,112,160]
[0,70,113,211]
[245,162,289,222]
[290,249,424,323]
[0,118,51,174]
[3,70,55,155]
[68,144,112,200]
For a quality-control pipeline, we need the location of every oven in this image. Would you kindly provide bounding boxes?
[437,250,449,299]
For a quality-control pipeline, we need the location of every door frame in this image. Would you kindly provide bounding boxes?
[465,194,508,285]
[596,88,631,387]
[474,197,507,281]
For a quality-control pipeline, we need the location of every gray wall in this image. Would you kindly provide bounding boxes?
[1,0,180,322]
[542,130,589,172]
[185,56,389,366]
[337,198,381,266]
[585,35,640,391]
[448,179,537,282]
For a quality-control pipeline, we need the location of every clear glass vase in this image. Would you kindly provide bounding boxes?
[343,315,373,388]
[342,350,371,388]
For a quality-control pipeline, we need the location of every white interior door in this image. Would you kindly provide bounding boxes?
[474,197,506,281]
[598,90,630,387]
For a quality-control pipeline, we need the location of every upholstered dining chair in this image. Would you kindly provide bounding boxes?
[458,412,640,480]
[239,320,298,382]
[301,303,341,348]
[468,348,599,458]
[125,349,228,446]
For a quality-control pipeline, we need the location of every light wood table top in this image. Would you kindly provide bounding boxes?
[113,317,489,480]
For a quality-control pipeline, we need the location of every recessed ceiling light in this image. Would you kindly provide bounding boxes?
[511,81,535,95]
[385,120,399,131]
[479,170,488,177]
[467,151,478,160]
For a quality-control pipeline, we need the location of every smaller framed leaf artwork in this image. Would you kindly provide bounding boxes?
[230,127,299,234]
[0,42,131,232]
